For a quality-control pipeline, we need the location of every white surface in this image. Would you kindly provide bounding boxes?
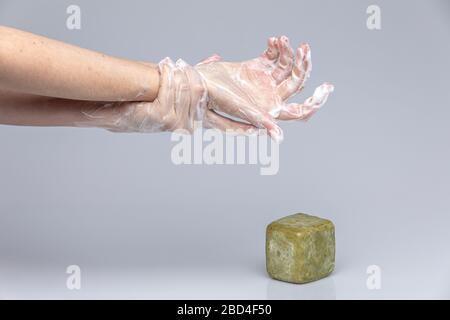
[1,252,449,299]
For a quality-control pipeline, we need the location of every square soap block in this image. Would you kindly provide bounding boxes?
[266,213,335,284]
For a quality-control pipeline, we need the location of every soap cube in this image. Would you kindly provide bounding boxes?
[266,213,335,284]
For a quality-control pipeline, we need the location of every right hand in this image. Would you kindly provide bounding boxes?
[83,58,257,134]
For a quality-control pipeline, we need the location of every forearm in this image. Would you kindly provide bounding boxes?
[0,26,159,102]
[0,89,122,128]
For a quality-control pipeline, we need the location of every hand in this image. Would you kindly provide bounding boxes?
[81,58,257,134]
[196,36,335,142]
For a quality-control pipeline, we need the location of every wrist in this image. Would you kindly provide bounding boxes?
[141,65,160,102]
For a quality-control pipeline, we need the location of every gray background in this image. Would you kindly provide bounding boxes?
[0,0,449,299]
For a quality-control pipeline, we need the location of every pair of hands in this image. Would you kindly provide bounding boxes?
[94,36,334,142]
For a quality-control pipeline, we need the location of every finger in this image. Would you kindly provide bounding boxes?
[204,109,258,134]
[209,96,284,142]
[179,60,208,129]
[277,83,334,121]
[157,57,176,108]
[261,37,279,62]
[171,61,191,130]
[236,106,284,142]
[197,53,222,66]
[272,36,294,84]
[205,110,283,143]
[205,86,284,141]
[277,43,312,100]
[278,102,317,121]
[173,65,190,108]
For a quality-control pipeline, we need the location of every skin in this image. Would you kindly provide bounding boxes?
[0,88,123,127]
[0,26,159,102]
[0,84,256,133]
[0,27,334,140]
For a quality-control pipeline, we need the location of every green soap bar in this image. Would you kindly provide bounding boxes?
[266,213,335,284]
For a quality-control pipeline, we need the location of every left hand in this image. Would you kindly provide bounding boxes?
[196,36,334,142]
